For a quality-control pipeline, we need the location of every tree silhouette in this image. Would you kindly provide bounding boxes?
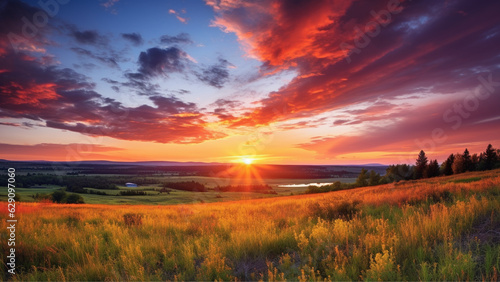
[471,153,479,171]
[426,159,440,178]
[368,170,381,186]
[385,164,413,182]
[462,148,473,172]
[484,144,498,170]
[442,154,455,175]
[356,168,369,187]
[415,150,428,179]
[452,153,465,174]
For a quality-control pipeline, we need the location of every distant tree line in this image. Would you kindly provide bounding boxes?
[162,181,207,192]
[32,190,85,204]
[0,174,119,190]
[215,184,275,193]
[119,190,147,196]
[370,143,499,184]
[306,144,500,195]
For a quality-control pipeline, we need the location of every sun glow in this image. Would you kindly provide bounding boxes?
[242,157,254,165]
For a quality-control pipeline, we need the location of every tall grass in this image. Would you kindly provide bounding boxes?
[1,169,499,281]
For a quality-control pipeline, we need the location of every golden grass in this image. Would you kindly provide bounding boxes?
[1,169,499,281]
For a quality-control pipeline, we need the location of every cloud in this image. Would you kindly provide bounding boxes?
[101,0,119,9]
[121,32,143,46]
[100,0,119,14]
[0,0,52,54]
[279,117,329,130]
[196,58,234,88]
[299,95,500,161]
[0,42,224,145]
[160,33,193,45]
[71,47,120,69]
[0,143,124,160]
[207,0,500,132]
[169,9,188,24]
[70,29,108,46]
[0,122,21,127]
[137,47,190,77]
[209,99,243,122]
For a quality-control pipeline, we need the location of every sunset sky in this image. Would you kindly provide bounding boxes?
[1,0,499,165]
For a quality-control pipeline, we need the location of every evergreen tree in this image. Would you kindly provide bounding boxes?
[484,144,498,170]
[415,150,428,179]
[442,154,455,175]
[477,152,487,171]
[356,168,369,187]
[462,148,473,172]
[385,164,413,182]
[368,170,381,186]
[426,160,440,178]
[471,153,479,171]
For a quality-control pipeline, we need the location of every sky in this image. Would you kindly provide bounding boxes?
[0,0,499,165]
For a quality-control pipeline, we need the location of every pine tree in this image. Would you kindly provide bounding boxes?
[462,148,473,172]
[426,159,440,178]
[442,154,455,175]
[356,168,369,187]
[368,170,381,186]
[477,152,487,171]
[471,153,479,171]
[484,144,498,170]
[385,164,413,182]
[415,150,428,179]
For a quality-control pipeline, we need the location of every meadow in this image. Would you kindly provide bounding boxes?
[0,176,356,205]
[1,169,499,281]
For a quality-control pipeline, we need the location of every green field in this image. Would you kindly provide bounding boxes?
[0,176,356,205]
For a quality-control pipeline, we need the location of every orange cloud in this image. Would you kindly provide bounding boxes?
[169,9,188,24]
[209,0,353,69]
[0,82,59,106]
[0,143,124,161]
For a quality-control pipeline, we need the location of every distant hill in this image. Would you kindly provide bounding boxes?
[0,159,387,179]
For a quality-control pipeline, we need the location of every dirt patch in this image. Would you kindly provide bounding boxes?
[466,211,500,245]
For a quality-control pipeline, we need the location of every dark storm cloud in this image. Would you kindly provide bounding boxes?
[121,32,143,46]
[196,58,233,88]
[160,33,193,45]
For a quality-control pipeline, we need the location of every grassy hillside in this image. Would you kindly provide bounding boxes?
[1,169,499,281]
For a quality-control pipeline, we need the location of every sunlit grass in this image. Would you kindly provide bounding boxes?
[1,169,499,281]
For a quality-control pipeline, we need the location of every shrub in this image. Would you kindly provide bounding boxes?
[364,248,399,281]
[66,193,85,204]
[51,190,67,203]
[308,200,361,221]
[123,213,143,226]
[162,181,207,192]
[119,190,147,196]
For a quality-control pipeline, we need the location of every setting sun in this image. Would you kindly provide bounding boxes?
[242,157,254,165]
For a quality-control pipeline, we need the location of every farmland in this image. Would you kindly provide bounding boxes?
[1,169,499,281]
[0,176,356,205]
